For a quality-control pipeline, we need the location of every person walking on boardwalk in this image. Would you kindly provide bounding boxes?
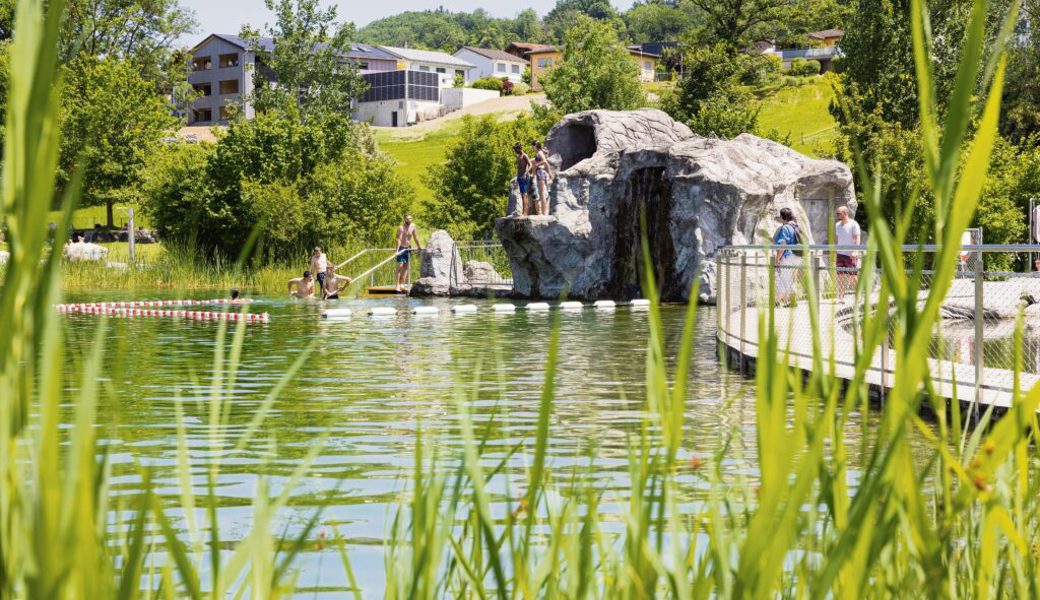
[513,142,533,216]
[288,271,315,299]
[322,265,353,300]
[394,214,423,293]
[532,140,553,216]
[773,207,803,306]
[310,247,328,290]
[834,206,861,299]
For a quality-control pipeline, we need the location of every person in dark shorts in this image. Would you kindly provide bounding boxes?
[394,214,423,292]
[322,265,353,300]
[834,206,862,299]
[513,142,532,216]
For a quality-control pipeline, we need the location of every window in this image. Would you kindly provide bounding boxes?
[644,61,652,71]
[537,57,553,69]
[192,57,212,71]
[436,67,446,74]
[193,82,212,96]
[193,108,212,123]
[419,65,430,72]
[218,79,240,95]
[496,63,506,72]
[219,106,232,121]
[219,53,239,68]
[511,64,521,74]
[455,69,465,78]
[359,61,369,70]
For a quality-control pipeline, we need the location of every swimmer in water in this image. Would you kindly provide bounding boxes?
[287,271,315,299]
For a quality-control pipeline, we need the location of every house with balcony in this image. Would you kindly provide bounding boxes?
[517,43,660,91]
[453,47,527,84]
[187,33,400,125]
[758,29,845,72]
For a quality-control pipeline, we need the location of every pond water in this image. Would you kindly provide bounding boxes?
[61,293,869,597]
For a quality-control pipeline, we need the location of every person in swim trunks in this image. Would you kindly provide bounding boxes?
[532,140,553,216]
[322,265,353,300]
[394,214,423,292]
[513,141,532,216]
[287,270,315,299]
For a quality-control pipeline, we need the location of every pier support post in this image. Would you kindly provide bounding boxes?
[974,249,984,410]
[740,252,747,369]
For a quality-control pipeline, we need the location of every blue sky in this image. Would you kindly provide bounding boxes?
[179,0,633,46]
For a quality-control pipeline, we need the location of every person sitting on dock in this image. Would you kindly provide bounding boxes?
[322,265,353,300]
[288,271,315,299]
[395,214,423,293]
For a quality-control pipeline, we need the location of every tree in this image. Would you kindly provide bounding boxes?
[546,0,624,42]
[247,0,366,120]
[625,2,695,43]
[685,0,802,49]
[662,43,758,138]
[425,113,556,238]
[60,0,197,89]
[59,56,179,227]
[542,16,646,114]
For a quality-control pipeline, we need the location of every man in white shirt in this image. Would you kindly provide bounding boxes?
[834,206,861,297]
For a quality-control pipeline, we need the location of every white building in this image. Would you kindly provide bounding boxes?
[377,46,476,88]
[453,47,527,84]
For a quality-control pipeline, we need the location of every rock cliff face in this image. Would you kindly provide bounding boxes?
[494,109,856,303]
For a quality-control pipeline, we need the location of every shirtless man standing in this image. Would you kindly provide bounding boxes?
[394,215,423,292]
[513,142,532,216]
[322,265,353,300]
[310,247,328,290]
[288,271,315,299]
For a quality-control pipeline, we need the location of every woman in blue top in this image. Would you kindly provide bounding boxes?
[773,207,802,305]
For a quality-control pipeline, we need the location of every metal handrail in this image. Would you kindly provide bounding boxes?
[722,244,1040,252]
[336,247,399,270]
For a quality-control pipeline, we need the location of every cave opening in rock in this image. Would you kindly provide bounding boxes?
[555,123,597,171]
[612,167,680,301]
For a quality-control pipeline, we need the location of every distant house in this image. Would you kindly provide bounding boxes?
[377,46,476,89]
[758,29,845,72]
[453,47,528,84]
[808,29,844,47]
[505,42,555,60]
[187,33,398,125]
[520,44,660,91]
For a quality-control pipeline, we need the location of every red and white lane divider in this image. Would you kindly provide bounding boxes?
[55,304,269,323]
[55,298,240,311]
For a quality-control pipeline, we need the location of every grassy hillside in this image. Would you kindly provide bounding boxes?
[756,77,839,157]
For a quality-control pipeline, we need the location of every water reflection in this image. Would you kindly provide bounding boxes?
[62,294,876,598]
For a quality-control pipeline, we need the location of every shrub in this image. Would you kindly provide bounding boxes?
[790,57,822,76]
[453,73,465,88]
[502,79,515,95]
[512,82,530,96]
[521,66,531,85]
[472,76,504,92]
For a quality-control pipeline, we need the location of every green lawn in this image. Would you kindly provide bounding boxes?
[756,77,839,157]
[377,128,458,207]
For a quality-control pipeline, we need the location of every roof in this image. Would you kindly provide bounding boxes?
[626,46,662,58]
[378,46,476,68]
[191,34,397,62]
[506,42,557,55]
[457,46,528,64]
[808,28,844,39]
[526,45,559,55]
[192,33,275,53]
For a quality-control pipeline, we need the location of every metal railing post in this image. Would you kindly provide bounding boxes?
[974,248,985,408]
[812,250,821,308]
[740,251,747,367]
[370,252,375,288]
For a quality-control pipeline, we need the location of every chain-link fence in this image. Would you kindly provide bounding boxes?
[716,244,1040,410]
[450,241,513,290]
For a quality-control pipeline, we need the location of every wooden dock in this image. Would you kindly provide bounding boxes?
[717,297,1038,413]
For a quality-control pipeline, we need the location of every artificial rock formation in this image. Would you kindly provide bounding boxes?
[410,230,509,297]
[494,109,856,303]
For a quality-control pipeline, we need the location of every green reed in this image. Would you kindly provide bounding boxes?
[3,0,1038,596]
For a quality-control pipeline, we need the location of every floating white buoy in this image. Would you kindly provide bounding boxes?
[493,303,517,313]
[452,304,478,314]
[630,299,651,310]
[559,301,584,311]
[594,300,617,310]
[368,307,397,317]
[323,308,353,319]
[525,302,551,311]
[412,306,440,316]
